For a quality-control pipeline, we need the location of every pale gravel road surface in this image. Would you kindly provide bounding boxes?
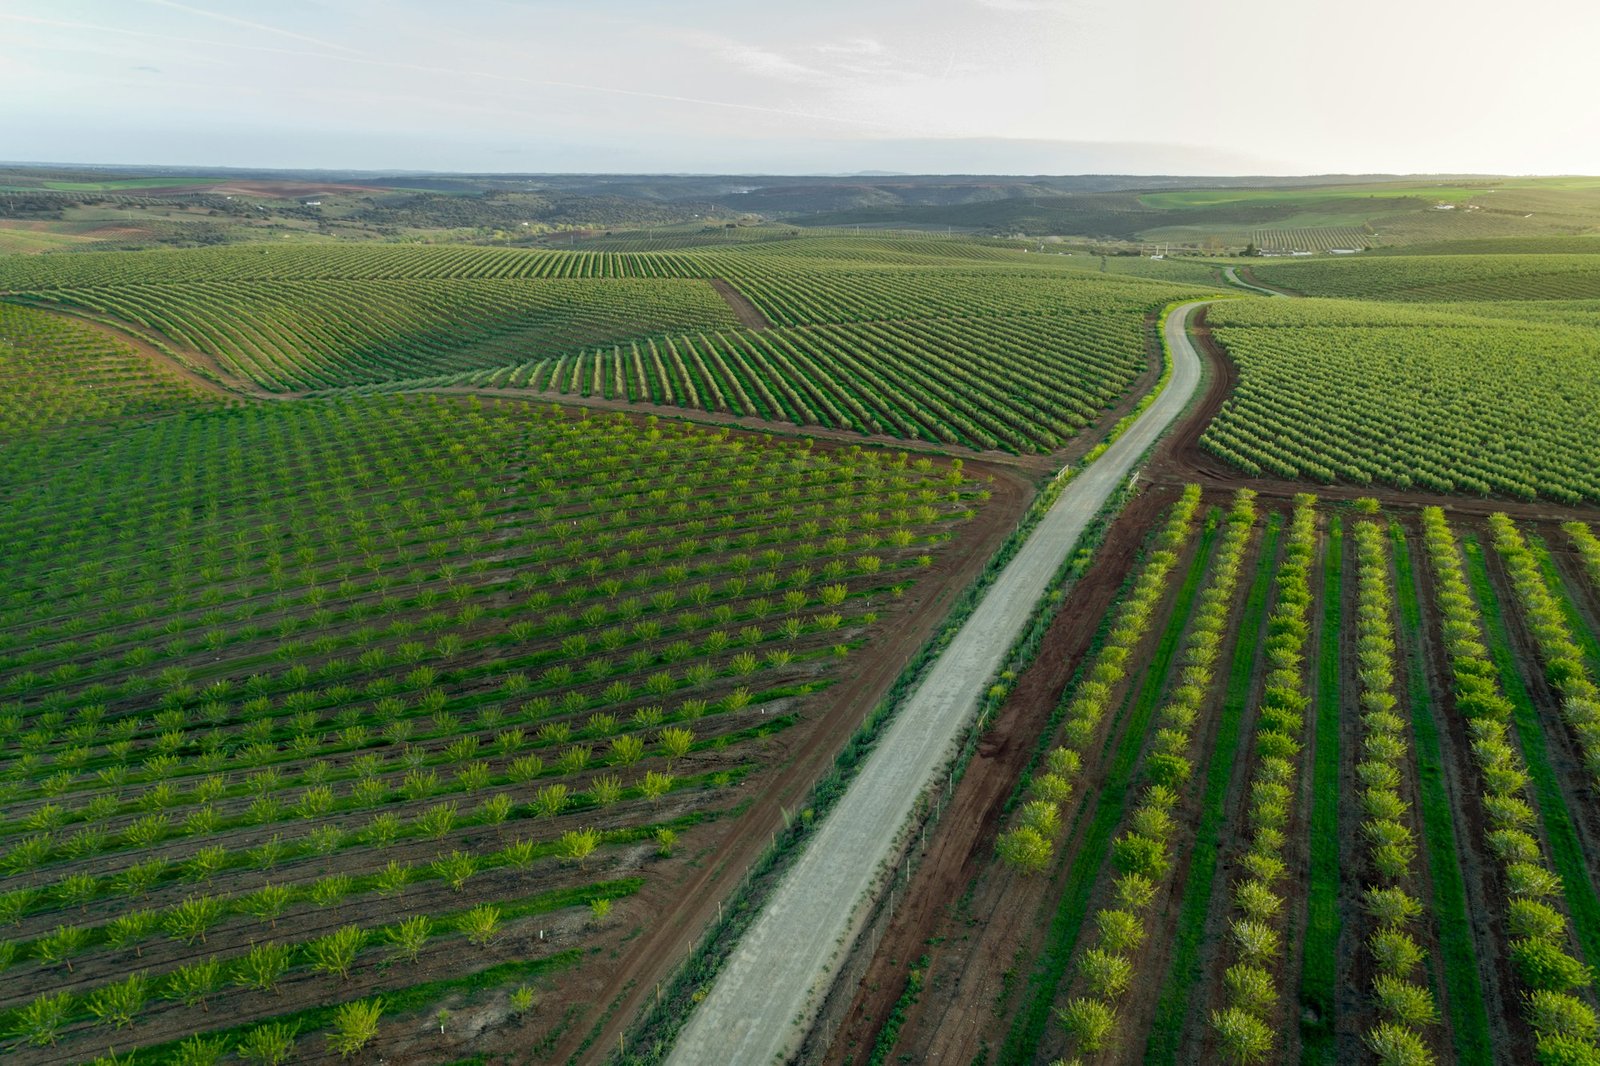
[665,301,1210,1065]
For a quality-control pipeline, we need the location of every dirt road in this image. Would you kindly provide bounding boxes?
[663,300,1210,1065]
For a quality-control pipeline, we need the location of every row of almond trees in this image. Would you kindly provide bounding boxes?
[994,486,1204,881]
[1423,508,1600,1063]
[1055,489,1257,1057]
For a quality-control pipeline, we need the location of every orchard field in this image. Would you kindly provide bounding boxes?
[835,487,1600,1066]
[9,219,1600,1066]
[0,238,1218,453]
[0,293,1022,1063]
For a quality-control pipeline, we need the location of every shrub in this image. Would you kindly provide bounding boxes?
[1077,948,1133,999]
[1363,1021,1433,1066]
[1372,974,1439,1028]
[1527,990,1600,1042]
[997,827,1053,875]
[1513,938,1594,992]
[327,999,382,1059]
[1056,997,1116,1053]
[1212,1006,1273,1064]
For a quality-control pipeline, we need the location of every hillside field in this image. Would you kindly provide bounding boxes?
[5,220,1600,1066]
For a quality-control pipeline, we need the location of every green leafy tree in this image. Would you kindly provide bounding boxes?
[326,998,382,1059]
[10,991,73,1047]
[559,827,601,868]
[233,941,292,993]
[306,925,365,981]
[235,1021,300,1066]
[88,971,149,1029]
[385,914,432,964]
[164,956,222,1011]
[166,895,226,945]
[996,826,1052,875]
[35,923,88,972]
[459,904,501,947]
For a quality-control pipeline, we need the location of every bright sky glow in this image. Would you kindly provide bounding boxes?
[4,0,1598,174]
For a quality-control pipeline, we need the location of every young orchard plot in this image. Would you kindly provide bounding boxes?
[0,303,212,438]
[0,394,990,1062]
[870,493,1600,1066]
[0,237,1217,453]
[1200,298,1600,503]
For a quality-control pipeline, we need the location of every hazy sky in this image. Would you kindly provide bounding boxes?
[5,0,1598,174]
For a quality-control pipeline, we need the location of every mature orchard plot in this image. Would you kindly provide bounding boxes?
[1200,298,1600,503]
[0,382,995,1062]
[1249,254,1600,302]
[5,278,741,393]
[842,494,1600,1066]
[0,238,1217,453]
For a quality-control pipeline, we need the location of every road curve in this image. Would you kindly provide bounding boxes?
[1223,265,1290,297]
[664,301,1211,1065]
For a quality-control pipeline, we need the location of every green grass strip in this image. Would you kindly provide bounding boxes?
[1143,515,1282,1066]
[1299,517,1343,1062]
[1463,536,1600,970]
[123,950,584,1064]
[1390,525,1491,1066]
[1000,518,1220,1064]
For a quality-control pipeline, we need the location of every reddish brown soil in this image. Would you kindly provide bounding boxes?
[39,289,1600,1064]
[1087,511,1268,1066]
[177,181,388,199]
[708,278,771,330]
[79,224,160,241]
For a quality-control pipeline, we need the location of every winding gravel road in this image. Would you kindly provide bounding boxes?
[665,301,1210,1065]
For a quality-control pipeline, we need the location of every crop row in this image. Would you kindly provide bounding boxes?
[0,305,209,439]
[1569,523,1600,592]
[365,311,1148,454]
[1349,520,1441,1063]
[1207,495,1316,1063]
[997,485,1205,883]
[16,278,738,392]
[1248,254,1600,303]
[1489,516,1600,788]
[1054,489,1256,1057]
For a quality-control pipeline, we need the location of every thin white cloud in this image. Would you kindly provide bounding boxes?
[136,0,362,53]
[679,32,827,85]
[0,13,903,132]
